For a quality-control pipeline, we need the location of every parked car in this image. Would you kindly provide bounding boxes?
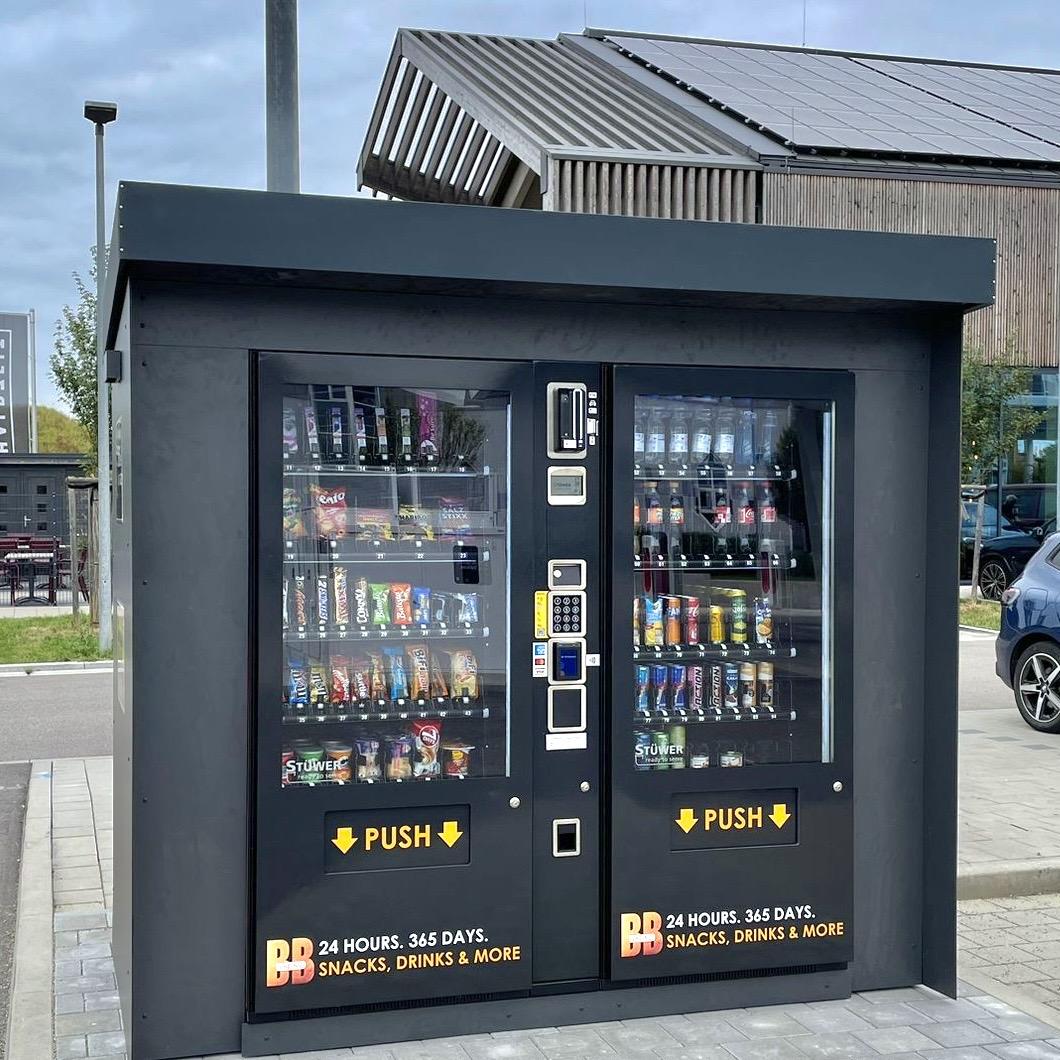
[960,483,1054,587]
[996,531,1060,733]
[977,518,1056,600]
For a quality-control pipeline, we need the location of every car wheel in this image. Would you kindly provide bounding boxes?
[979,560,1008,601]
[1014,641,1060,733]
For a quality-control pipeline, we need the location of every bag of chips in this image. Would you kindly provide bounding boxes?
[310,484,347,538]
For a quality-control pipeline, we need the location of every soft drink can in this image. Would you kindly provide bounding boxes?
[729,590,748,643]
[635,665,651,714]
[740,662,756,709]
[644,597,664,648]
[688,664,705,713]
[634,731,652,771]
[651,665,669,714]
[670,665,687,712]
[724,663,740,709]
[664,596,683,646]
[651,730,670,770]
[668,724,686,769]
[709,663,725,710]
[758,662,775,708]
[709,604,725,644]
[755,597,773,645]
[685,596,700,645]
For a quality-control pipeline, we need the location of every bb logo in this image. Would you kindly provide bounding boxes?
[620,911,663,958]
[265,937,315,987]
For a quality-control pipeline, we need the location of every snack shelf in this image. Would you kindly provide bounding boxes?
[284,543,492,563]
[633,644,795,662]
[285,624,488,643]
[635,709,797,724]
[283,463,490,478]
[283,701,488,724]
[634,555,795,572]
[634,466,798,482]
[285,773,470,786]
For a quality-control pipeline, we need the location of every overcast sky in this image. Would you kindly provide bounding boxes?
[5,0,1060,410]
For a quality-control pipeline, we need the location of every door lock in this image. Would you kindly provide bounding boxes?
[509,796,521,809]
[580,781,590,793]
[833,781,843,793]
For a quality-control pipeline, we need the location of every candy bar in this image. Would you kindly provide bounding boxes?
[293,575,308,627]
[412,587,431,624]
[282,406,299,456]
[406,644,431,699]
[353,575,371,625]
[384,647,410,700]
[417,394,439,461]
[283,488,305,538]
[329,656,350,705]
[449,649,478,698]
[370,583,390,626]
[332,566,349,626]
[390,583,413,626]
[316,574,329,625]
[366,651,387,701]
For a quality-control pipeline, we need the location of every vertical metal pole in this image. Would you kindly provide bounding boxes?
[265,0,300,193]
[970,491,985,602]
[68,485,79,622]
[95,124,112,651]
[28,309,37,453]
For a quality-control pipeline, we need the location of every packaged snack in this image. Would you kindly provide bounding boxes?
[283,488,306,538]
[310,484,347,538]
[295,742,324,784]
[332,566,349,626]
[355,737,382,782]
[282,406,299,456]
[643,597,664,647]
[316,574,330,626]
[304,405,320,453]
[417,394,439,462]
[390,583,413,626]
[398,407,413,461]
[349,657,371,702]
[288,661,309,709]
[443,743,474,778]
[282,578,289,630]
[398,503,434,541]
[309,664,329,709]
[282,747,294,785]
[411,719,442,778]
[431,591,451,625]
[412,586,431,624]
[406,644,431,699]
[356,507,394,541]
[449,649,479,698]
[386,735,413,781]
[438,497,470,537]
[353,576,371,625]
[429,653,450,698]
[370,583,391,626]
[374,407,389,463]
[384,647,410,700]
[322,741,352,783]
[353,408,368,462]
[293,575,308,627]
[454,592,479,625]
[366,651,387,701]
[329,656,351,705]
[330,405,343,453]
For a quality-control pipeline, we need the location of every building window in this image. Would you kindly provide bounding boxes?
[0,486,7,494]
[36,503,46,513]
[0,525,8,532]
[36,522,47,532]
[35,485,47,495]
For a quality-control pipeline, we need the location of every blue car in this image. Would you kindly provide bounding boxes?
[996,530,1060,733]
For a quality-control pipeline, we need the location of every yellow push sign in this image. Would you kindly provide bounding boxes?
[324,806,470,872]
[329,820,464,853]
[670,790,797,850]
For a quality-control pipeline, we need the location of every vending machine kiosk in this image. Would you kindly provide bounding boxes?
[106,183,994,1059]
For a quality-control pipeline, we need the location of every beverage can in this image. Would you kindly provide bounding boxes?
[651,665,669,714]
[709,663,725,710]
[635,665,651,714]
[729,590,748,643]
[709,604,725,644]
[664,596,683,645]
[739,662,756,709]
[758,662,775,709]
[688,664,705,713]
[755,597,774,645]
[668,724,686,768]
[634,731,652,770]
[644,597,664,647]
[685,596,700,645]
[670,665,687,712]
[723,663,740,710]
[719,749,744,767]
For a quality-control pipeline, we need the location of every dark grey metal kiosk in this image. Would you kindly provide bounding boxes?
[103,182,994,1060]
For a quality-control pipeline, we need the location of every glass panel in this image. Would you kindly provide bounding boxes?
[632,394,833,771]
[280,384,510,788]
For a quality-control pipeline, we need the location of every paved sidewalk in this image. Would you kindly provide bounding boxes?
[8,757,1060,1060]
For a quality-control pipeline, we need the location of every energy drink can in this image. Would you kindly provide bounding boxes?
[651,665,669,714]
[644,597,664,648]
[755,597,774,645]
[739,662,756,709]
[685,596,700,645]
[634,731,652,771]
[635,665,651,714]
[668,724,686,768]
[724,663,740,710]
[729,590,748,643]
[709,604,725,644]
[758,662,775,708]
[670,665,687,712]
[651,730,670,770]
[664,596,683,646]
[709,663,724,711]
[688,664,705,714]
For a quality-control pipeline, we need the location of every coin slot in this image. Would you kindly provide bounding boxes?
[552,818,581,858]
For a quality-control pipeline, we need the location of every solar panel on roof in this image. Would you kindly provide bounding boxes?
[605,34,1060,163]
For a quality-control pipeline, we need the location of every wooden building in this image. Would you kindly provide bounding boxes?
[359,29,1060,369]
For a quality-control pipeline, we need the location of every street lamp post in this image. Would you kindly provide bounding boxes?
[84,100,117,652]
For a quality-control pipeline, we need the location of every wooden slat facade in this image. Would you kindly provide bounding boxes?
[762,172,1059,367]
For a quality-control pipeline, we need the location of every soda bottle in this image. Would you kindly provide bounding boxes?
[758,409,780,467]
[668,485,685,556]
[667,407,690,465]
[758,484,778,536]
[646,408,666,465]
[642,482,664,560]
[735,408,757,468]
[713,482,734,555]
[735,482,756,554]
[713,406,736,466]
[633,407,647,462]
[691,405,714,466]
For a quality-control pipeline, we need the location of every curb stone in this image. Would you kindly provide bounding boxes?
[958,856,1060,900]
[0,660,112,675]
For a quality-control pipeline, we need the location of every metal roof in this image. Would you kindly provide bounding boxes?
[590,30,1060,166]
[357,29,746,204]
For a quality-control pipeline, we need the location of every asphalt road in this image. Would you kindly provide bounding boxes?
[0,671,112,763]
[959,630,1012,712]
[0,762,28,1060]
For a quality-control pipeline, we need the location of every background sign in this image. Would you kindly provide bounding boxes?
[0,313,34,453]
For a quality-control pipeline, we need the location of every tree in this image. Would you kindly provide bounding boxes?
[36,405,91,454]
[961,348,1046,484]
[51,251,101,471]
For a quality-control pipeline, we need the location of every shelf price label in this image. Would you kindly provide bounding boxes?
[670,789,797,850]
[324,805,470,872]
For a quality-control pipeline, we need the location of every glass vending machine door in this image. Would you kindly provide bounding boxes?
[254,354,534,1014]
[610,367,853,980]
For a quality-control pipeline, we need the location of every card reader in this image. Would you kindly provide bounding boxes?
[550,639,586,684]
[546,382,588,459]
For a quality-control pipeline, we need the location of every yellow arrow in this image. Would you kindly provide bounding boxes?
[768,804,791,829]
[674,808,698,834]
[331,827,357,854]
[437,820,463,847]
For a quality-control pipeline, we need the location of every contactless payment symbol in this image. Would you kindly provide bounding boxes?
[533,641,548,677]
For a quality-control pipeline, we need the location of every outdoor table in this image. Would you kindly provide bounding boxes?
[4,551,57,606]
